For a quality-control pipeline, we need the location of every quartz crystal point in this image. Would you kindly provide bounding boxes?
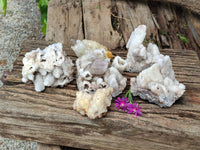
[126,25,164,72]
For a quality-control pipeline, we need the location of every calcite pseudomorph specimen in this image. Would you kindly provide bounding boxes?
[130,55,185,107]
[22,43,74,92]
[73,87,113,119]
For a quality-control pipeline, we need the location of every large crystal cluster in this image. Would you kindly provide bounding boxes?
[127,25,185,107]
[22,43,74,92]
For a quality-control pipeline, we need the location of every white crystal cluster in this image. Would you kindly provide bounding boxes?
[127,25,185,107]
[73,87,113,119]
[22,43,74,92]
[73,40,127,97]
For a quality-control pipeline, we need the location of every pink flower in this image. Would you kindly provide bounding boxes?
[127,103,142,117]
[115,97,129,112]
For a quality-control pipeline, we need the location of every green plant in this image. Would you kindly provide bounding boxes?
[36,0,50,35]
[96,4,101,10]
[177,34,189,44]
[0,0,7,16]
[161,30,166,35]
[125,87,133,104]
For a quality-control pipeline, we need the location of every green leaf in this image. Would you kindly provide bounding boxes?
[0,0,7,16]
[41,18,47,35]
[38,0,49,7]
[125,87,133,104]
[36,0,50,35]
[128,93,133,104]
[177,34,189,44]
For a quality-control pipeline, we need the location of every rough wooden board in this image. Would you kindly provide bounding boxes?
[46,0,83,46]
[45,0,200,55]
[37,143,61,150]
[0,40,200,150]
[82,0,123,49]
[186,12,200,47]
[116,0,157,44]
[149,0,200,15]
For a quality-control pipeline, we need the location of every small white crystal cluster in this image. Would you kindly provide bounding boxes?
[73,87,113,119]
[22,43,74,92]
[127,25,185,107]
[73,40,127,97]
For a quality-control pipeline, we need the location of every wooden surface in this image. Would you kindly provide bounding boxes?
[37,143,61,150]
[149,0,200,15]
[0,40,200,149]
[46,0,200,53]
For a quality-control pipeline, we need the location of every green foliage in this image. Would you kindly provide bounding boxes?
[96,4,101,10]
[125,87,133,104]
[161,30,166,35]
[177,34,189,44]
[144,39,148,43]
[0,0,7,16]
[37,0,50,35]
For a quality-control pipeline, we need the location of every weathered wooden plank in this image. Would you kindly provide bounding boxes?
[186,12,200,47]
[116,0,157,43]
[45,0,200,55]
[149,0,200,15]
[0,40,200,149]
[82,0,123,49]
[46,0,83,46]
[37,143,61,150]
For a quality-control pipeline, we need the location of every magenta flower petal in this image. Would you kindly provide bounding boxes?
[115,97,129,112]
[127,102,142,117]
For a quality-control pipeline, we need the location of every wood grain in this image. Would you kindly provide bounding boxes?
[45,0,200,54]
[37,143,61,150]
[46,0,84,46]
[149,0,200,15]
[116,0,157,43]
[82,0,123,49]
[0,40,200,149]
